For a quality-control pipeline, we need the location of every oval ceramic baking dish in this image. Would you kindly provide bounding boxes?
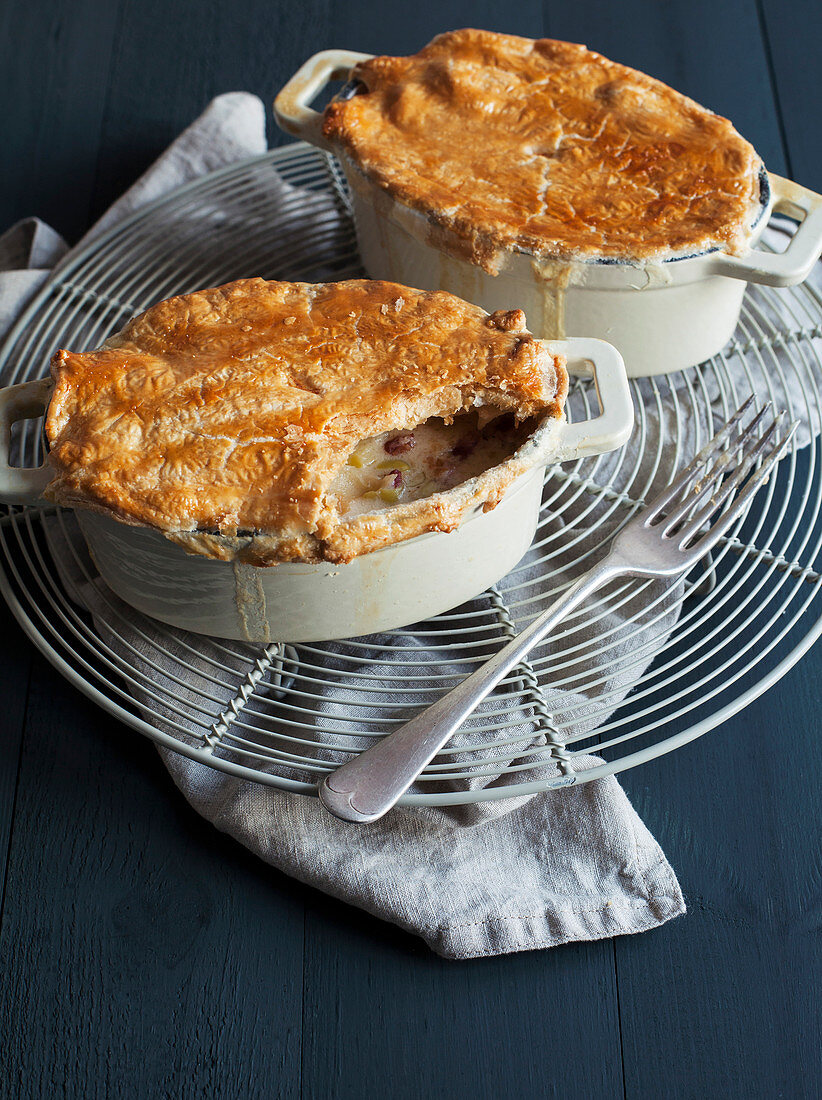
[0,338,631,643]
[274,49,822,378]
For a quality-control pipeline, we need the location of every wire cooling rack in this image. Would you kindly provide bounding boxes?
[1,142,821,805]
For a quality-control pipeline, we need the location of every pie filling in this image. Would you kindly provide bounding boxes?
[327,410,535,519]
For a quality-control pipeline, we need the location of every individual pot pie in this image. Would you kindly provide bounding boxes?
[44,277,569,565]
[321,29,766,272]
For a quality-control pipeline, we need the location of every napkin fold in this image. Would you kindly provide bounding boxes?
[0,92,690,958]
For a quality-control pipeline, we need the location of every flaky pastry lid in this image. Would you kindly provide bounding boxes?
[322,29,764,272]
[44,277,568,564]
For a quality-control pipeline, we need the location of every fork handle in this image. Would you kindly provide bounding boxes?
[319,554,625,823]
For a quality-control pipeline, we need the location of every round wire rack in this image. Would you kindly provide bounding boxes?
[1,143,821,805]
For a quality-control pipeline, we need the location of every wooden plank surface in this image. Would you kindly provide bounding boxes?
[88,0,336,226]
[0,653,305,1099]
[0,603,33,924]
[0,0,122,242]
[759,0,822,190]
[0,2,819,1098]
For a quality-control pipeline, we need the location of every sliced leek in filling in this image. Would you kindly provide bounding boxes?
[328,410,535,518]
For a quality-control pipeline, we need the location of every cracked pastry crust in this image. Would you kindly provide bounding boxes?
[322,29,764,273]
[44,277,568,565]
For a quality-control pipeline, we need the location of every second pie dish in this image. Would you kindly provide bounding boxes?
[275,29,822,376]
[0,277,631,642]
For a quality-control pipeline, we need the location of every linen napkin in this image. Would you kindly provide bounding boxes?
[0,92,699,958]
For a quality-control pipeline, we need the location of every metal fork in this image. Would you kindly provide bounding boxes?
[319,399,797,823]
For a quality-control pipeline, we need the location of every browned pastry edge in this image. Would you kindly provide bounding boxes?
[44,277,568,564]
[322,29,763,272]
[163,413,562,564]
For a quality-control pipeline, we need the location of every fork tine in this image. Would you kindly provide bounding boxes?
[678,418,797,550]
[643,396,758,522]
[676,413,783,543]
[660,403,773,535]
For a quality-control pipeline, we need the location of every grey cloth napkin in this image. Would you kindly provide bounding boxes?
[0,92,696,958]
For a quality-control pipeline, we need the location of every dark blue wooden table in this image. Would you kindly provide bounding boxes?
[1,3,820,1097]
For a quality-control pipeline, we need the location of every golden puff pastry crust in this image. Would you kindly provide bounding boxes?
[322,29,764,272]
[45,277,568,564]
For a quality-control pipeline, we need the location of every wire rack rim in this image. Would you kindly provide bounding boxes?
[2,536,821,804]
[1,141,821,804]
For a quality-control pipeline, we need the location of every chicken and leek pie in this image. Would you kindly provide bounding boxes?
[45,278,568,565]
[322,29,765,273]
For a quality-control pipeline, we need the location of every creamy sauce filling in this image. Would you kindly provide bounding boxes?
[328,410,533,517]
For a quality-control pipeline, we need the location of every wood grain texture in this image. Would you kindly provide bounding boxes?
[0,655,304,1099]
[88,0,334,229]
[617,667,822,1098]
[0,0,122,242]
[0,2,819,1098]
[759,0,822,189]
[300,906,623,1099]
[0,602,33,921]
[330,0,544,56]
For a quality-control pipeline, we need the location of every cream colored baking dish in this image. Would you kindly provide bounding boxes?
[0,338,631,643]
[274,50,822,378]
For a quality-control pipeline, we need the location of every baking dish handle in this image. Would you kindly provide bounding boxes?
[551,338,633,461]
[0,378,54,505]
[708,173,822,287]
[273,49,374,151]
